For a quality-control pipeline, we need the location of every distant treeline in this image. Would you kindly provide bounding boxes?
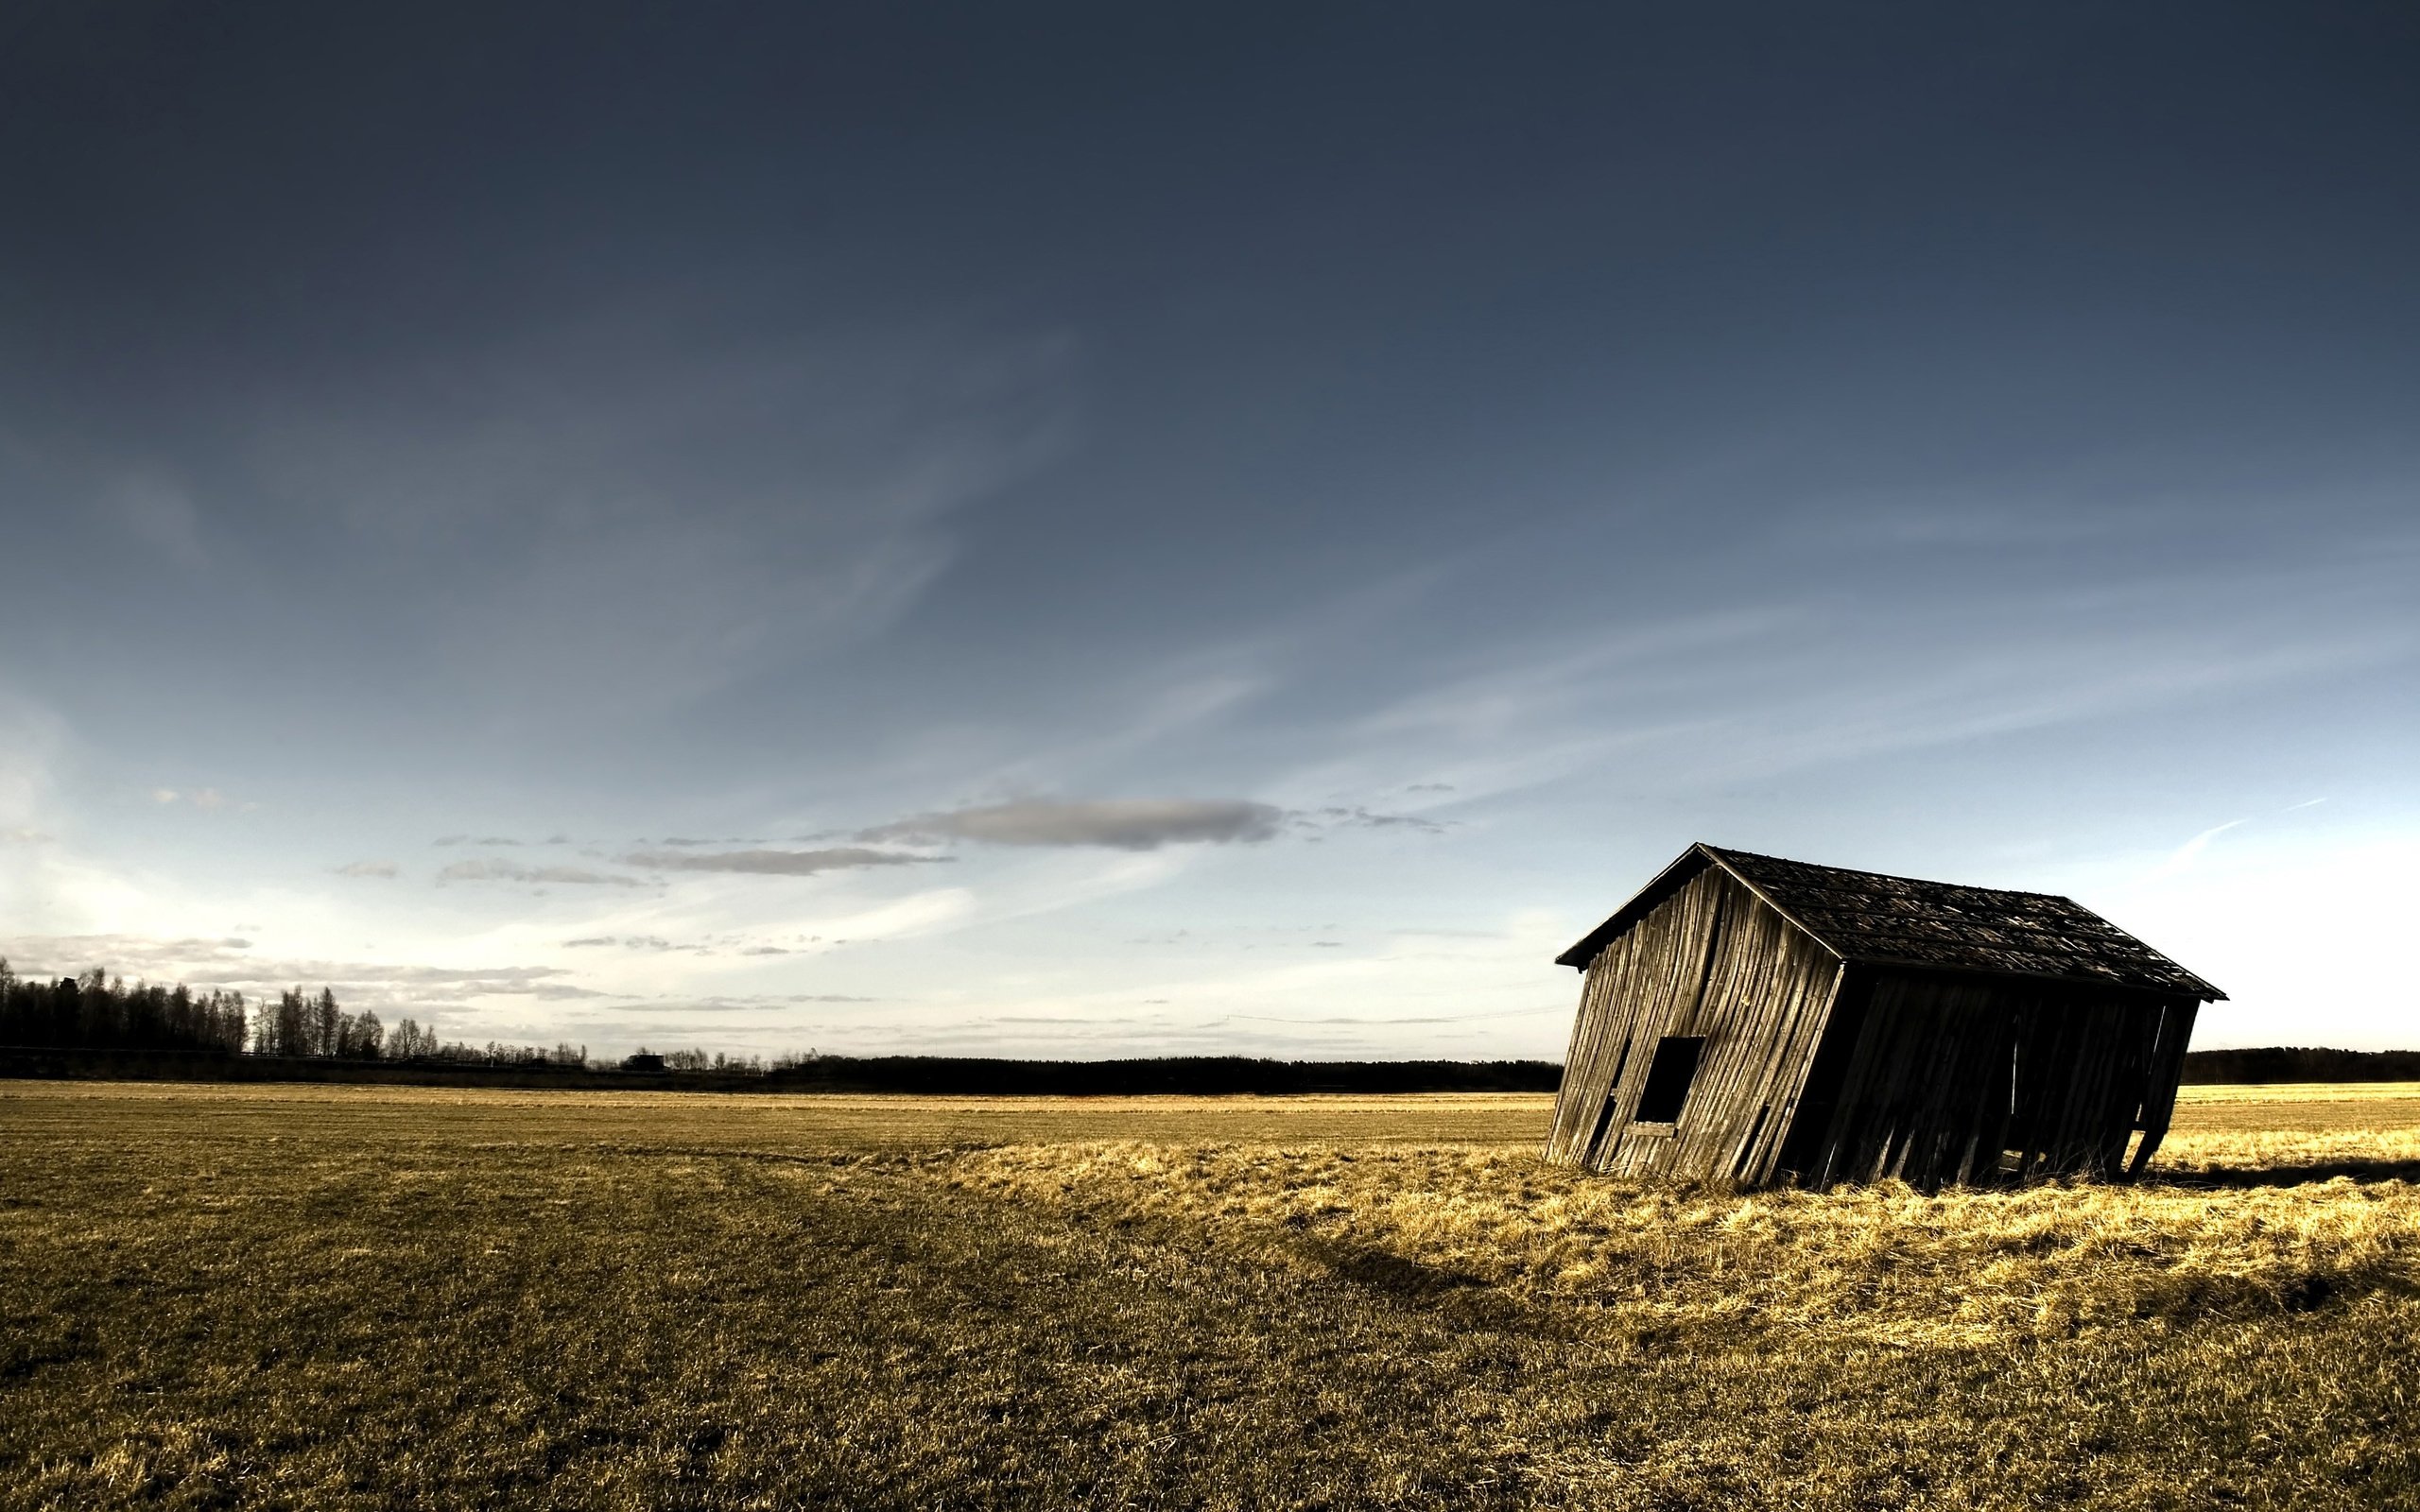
[0,964,251,1054]
[2180,1046,2420,1085]
[0,1044,1566,1094]
[0,961,579,1068]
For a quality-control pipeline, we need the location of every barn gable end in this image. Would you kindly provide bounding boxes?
[1546,859,1844,1182]
[1547,844,2223,1190]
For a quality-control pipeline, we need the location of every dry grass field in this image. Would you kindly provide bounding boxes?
[4,1081,2418,1510]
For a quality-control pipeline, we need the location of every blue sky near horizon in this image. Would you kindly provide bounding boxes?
[1,2,2414,1057]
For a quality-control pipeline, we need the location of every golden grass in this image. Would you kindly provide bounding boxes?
[3,1080,2416,1509]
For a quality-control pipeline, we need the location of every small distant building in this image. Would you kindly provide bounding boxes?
[622,1052,667,1074]
[1546,844,2225,1190]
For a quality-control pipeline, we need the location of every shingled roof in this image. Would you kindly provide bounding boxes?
[1556,843,2225,999]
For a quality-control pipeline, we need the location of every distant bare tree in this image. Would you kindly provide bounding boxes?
[340,1009,384,1059]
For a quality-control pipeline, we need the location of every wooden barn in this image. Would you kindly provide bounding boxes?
[1545,844,2225,1190]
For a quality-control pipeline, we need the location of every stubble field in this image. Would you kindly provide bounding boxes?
[3,1080,2418,1510]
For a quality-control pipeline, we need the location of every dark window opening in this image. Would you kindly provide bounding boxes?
[1633,1036,1705,1125]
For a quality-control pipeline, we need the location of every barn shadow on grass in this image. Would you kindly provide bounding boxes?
[1292,1238,1558,1334]
[1297,1238,1489,1298]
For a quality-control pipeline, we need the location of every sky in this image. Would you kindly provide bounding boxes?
[1,2,2415,1059]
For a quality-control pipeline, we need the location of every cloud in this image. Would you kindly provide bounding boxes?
[863,798,1284,850]
[434,835,519,846]
[334,860,399,878]
[0,941,578,1003]
[437,859,643,886]
[148,786,243,810]
[2143,818,2249,883]
[0,934,263,977]
[1304,806,1447,833]
[592,991,882,1014]
[3,828,51,844]
[621,847,949,876]
[277,962,571,986]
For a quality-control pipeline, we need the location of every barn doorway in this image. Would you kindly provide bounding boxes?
[1634,1036,1706,1124]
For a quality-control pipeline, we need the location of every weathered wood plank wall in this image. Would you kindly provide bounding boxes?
[1781,973,2201,1190]
[1545,867,1843,1183]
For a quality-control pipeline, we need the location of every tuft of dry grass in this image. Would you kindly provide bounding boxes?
[2,1081,2416,1509]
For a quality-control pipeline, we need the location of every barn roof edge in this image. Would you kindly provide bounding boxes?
[1554,842,2226,1001]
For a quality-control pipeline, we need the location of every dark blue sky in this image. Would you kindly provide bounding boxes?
[3,3,2414,1054]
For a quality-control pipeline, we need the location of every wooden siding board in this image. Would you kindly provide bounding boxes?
[2127,1000,2198,1177]
[1771,970,1872,1187]
[1725,955,1845,1186]
[1545,935,1634,1161]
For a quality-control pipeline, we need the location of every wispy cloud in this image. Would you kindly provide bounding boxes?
[0,938,586,1015]
[150,787,238,811]
[1302,806,1447,833]
[333,860,399,879]
[591,990,885,1014]
[2143,818,2248,883]
[863,798,1284,850]
[622,847,950,877]
[437,859,642,886]
[243,310,1080,729]
[0,934,259,978]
